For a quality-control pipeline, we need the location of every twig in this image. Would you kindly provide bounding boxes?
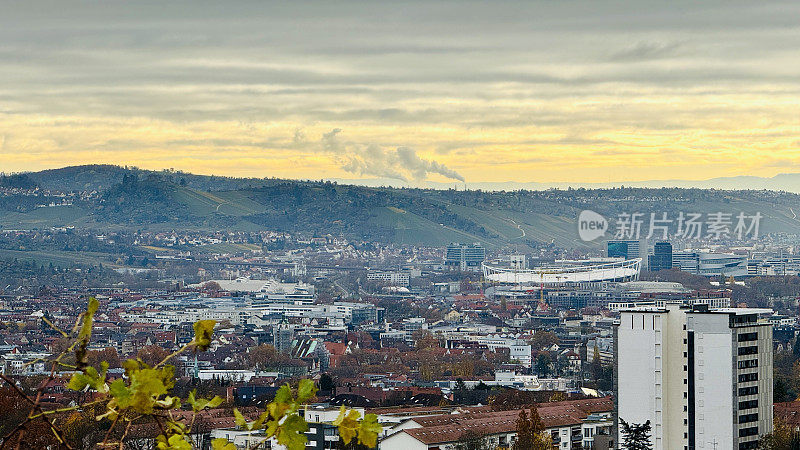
[0,374,71,449]
[117,417,136,450]
[153,341,195,369]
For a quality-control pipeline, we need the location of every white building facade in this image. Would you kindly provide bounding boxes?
[615,304,772,450]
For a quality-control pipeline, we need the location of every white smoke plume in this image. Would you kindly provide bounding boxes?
[315,128,465,182]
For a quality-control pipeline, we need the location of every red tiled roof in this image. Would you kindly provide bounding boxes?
[392,397,612,445]
[324,342,347,355]
[775,401,800,426]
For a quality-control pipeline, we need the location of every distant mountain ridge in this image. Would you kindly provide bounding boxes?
[328,173,800,193]
[4,165,800,249]
[12,164,800,193]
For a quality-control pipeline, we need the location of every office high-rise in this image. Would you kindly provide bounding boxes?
[648,241,673,272]
[615,304,772,450]
[445,243,486,272]
[607,239,648,264]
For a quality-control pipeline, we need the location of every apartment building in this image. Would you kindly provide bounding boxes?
[615,303,773,450]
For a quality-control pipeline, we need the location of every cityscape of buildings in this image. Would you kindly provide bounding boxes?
[2,220,800,449]
[3,1,799,447]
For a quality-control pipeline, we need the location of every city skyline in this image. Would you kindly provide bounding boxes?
[3,1,800,185]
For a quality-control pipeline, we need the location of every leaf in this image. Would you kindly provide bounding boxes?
[67,372,91,391]
[264,418,280,438]
[79,297,99,340]
[297,378,317,403]
[120,366,174,414]
[109,379,131,407]
[155,395,181,409]
[267,384,293,420]
[165,419,187,435]
[274,384,292,404]
[66,363,109,393]
[333,406,361,445]
[208,396,224,409]
[276,414,308,450]
[252,411,269,430]
[233,408,269,432]
[357,413,382,448]
[156,433,192,450]
[211,438,237,450]
[233,408,248,428]
[187,389,197,408]
[187,389,223,411]
[193,319,216,351]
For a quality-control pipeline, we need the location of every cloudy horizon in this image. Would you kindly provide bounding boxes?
[2,1,800,185]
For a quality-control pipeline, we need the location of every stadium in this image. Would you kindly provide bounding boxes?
[482,258,642,285]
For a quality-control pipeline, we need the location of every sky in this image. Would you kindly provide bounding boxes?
[2,0,800,186]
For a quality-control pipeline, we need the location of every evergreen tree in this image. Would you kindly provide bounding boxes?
[454,431,488,450]
[529,407,551,450]
[619,418,653,450]
[512,409,532,450]
[320,373,336,393]
[513,407,550,450]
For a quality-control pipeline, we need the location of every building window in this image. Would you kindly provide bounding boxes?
[739,400,758,410]
[737,359,758,369]
[739,427,759,438]
[739,413,759,424]
[738,346,758,356]
[739,373,758,383]
[739,386,758,396]
[738,332,758,342]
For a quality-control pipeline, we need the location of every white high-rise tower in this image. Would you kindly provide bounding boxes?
[615,303,773,450]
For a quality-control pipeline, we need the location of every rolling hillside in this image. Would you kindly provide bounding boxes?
[4,165,800,249]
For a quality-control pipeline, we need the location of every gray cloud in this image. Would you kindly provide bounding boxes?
[3,0,800,181]
[321,128,344,153]
[608,41,683,62]
[292,128,306,145]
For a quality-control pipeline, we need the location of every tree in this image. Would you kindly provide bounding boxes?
[759,417,800,449]
[512,409,533,450]
[413,329,439,350]
[775,377,793,403]
[0,298,382,450]
[619,418,653,450]
[454,431,489,450]
[530,331,558,350]
[203,281,222,292]
[136,344,171,367]
[535,353,551,376]
[528,407,551,450]
[87,347,122,369]
[320,373,336,392]
[249,343,284,370]
[513,407,550,450]
[453,378,475,404]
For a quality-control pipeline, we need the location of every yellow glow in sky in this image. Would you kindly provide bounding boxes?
[3,1,800,186]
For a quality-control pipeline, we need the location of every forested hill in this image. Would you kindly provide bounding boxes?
[3,165,800,249]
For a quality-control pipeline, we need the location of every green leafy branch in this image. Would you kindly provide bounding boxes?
[3,298,382,449]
